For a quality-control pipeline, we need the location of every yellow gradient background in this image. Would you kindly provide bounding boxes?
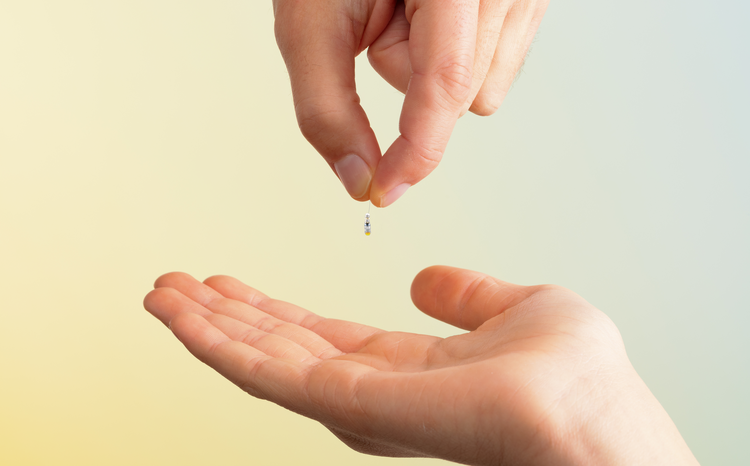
[1,1,748,465]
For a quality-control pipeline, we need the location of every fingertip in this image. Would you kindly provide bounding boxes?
[289,67,381,202]
[203,275,269,307]
[377,183,411,207]
[368,128,446,208]
[153,271,195,289]
[410,266,535,330]
[143,288,165,323]
[410,265,449,306]
[369,136,438,207]
[203,275,233,288]
[468,92,503,117]
[296,101,381,201]
[333,154,374,200]
[143,288,157,310]
[276,1,385,202]
[144,285,214,328]
[143,287,179,326]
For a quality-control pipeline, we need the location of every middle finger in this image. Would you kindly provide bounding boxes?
[465,0,510,115]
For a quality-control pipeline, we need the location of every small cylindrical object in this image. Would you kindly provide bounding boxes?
[364,213,371,236]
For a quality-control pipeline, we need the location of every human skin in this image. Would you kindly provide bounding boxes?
[273,0,549,206]
[144,266,699,465]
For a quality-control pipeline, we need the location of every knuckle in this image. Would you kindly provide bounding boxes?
[434,59,473,105]
[400,134,443,165]
[239,356,268,399]
[456,275,495,323]
[415,145,443,165]
[294,98,346,142]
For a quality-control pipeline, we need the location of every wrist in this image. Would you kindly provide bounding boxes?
[553,364,698,466]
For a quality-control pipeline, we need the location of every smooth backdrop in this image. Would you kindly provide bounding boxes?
[1,1,748,464]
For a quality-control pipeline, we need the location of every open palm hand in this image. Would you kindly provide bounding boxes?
[144,266,691,465]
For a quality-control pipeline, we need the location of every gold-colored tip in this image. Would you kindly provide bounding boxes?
[365,232,371,236]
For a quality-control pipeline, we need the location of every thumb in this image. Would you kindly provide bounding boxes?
[410,265,541,331]
[274,0,389,200]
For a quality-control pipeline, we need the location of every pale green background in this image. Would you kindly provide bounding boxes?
[1,1,748,465]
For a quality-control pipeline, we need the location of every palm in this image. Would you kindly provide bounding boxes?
[145,266,624,465]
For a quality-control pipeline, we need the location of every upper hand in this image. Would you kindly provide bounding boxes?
[273,0,549,206]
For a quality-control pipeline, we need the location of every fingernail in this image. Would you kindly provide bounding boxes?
[334,154,372,199]
[380,183,410,207]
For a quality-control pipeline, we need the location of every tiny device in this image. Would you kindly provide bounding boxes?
[364,212,371,236]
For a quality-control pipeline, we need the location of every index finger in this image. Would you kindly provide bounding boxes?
[370,0,479,207]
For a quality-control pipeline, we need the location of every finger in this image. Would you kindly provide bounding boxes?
[200,290,343,359]
[153,272,342,358]
[170,312,311,407]
[473,0,548,112]
[143,286,212,327]
[153,271,224,307]
[367,2,411,93]
[369,0,479,207]
[204,275,385,353]
[466,0,510,115]
[205,313,317,363]
[368,1,510,116]
[274,1,388,201]
[410,265,543,330]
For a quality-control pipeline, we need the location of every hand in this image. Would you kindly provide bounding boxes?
[144,266,698,465]
[273,0,549,207]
